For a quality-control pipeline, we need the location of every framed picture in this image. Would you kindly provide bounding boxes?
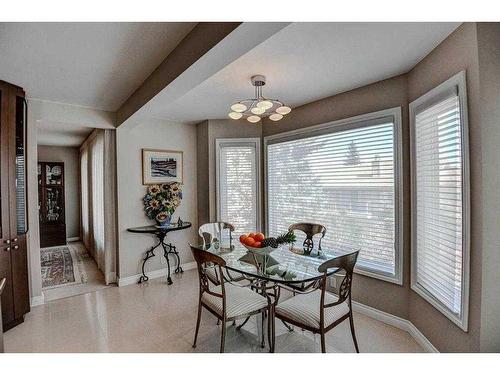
[142,149,183,185]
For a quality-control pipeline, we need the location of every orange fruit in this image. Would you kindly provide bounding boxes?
[248,232,256,239]
[244,237,256,246]
[254,232,265,242]
[253,241,262,248]
[239,235,248,243]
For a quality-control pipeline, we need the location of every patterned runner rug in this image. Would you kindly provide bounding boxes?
[41,246,83,289]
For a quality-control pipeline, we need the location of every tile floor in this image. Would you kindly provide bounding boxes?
[4,269,424,353]
[42,242,111,302]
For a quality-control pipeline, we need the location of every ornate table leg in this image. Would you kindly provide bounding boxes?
[139,242,161,284]
[160,241,173,285]
[171,244,183,274]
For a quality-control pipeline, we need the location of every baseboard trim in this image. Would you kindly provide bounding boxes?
[67,237,80,242]
[117,261,197,287]
[352,300,439,353]
[30,293,45,307]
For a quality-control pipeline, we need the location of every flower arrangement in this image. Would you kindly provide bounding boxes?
[143,182,182,227]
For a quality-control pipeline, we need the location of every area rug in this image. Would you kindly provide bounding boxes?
[41,246,84,289]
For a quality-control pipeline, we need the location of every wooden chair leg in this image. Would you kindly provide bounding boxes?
[220,318,226,353]
[192,303,202,348]
[349,312,360,353]
[216,318,220,325]
[320,332,326,353]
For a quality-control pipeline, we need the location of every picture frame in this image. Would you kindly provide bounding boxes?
[142,149,183,185]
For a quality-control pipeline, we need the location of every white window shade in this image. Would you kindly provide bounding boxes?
[266,110,402,282]
[217,139,260,235]
[411,71,469,331]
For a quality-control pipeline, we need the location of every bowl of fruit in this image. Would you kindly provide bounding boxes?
[239,231,296,255]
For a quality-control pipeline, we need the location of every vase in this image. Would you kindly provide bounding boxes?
[155,214,172,228]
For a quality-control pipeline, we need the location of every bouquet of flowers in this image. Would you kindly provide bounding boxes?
[143,182,182,227]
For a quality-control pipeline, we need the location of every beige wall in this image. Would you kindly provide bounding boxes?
[116,120,198,278]
[37,145,81,239]
[476,23,500,352]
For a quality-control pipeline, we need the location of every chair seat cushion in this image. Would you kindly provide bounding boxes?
[275,290,350,329]
[202,284,268,319]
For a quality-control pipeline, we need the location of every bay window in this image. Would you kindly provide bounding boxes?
[265,108,403,283]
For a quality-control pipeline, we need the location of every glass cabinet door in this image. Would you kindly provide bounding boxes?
[15,96,27,234]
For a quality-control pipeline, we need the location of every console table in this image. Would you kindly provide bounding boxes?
[127,222,192,285]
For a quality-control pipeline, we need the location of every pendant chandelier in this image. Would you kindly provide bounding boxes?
[228,75,291,123]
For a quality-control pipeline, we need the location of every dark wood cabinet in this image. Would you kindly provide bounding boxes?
[0,80,30,332]
[38,161,66,247]
[0,278,6,352]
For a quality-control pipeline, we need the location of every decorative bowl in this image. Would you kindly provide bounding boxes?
[241,243,276,256]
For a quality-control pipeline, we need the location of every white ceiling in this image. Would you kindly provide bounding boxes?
[149,22,460,124]
[0,22,196,111]
[36,120,93,147]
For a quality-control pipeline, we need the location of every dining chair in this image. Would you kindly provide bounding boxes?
[288,222,327,256]
[198,222,235,248]
[273,251,360,353]
[190,245,272,353]
[198,222,243,285]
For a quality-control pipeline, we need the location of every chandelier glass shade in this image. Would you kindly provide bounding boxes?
[228,75,291,123]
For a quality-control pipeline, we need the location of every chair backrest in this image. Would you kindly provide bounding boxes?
[190,245,227,297]
[288,222,327,254]
[198,222,235,247]
[318,251,359,305]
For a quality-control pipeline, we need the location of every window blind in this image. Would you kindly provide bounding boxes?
[267,120,398,278]
[413,93,465,317]
[218,143,259,235]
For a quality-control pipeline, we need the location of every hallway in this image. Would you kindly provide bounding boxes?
[42,242,113,302]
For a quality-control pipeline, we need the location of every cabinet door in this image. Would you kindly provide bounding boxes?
[8,88,29,319]
[0,82,14,325]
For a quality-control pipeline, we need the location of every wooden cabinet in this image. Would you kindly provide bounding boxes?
[38,161,66,247]
[0,278,6,352]
[0,80,30,331]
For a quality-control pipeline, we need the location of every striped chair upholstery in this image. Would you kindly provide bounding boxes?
[202,284,268,319]
[275,290,349,329]
[272,251,360,353]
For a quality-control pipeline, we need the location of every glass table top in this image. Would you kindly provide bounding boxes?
[191,241,358,285]
[127,222,192,233]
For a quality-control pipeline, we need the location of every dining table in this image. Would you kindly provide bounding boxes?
[190,240,358,343]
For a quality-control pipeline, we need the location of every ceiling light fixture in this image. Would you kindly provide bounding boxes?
[228,75,291,123]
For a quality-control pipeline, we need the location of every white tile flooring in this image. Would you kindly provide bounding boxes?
[4,269,424,353]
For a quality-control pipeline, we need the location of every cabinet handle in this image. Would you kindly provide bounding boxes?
[4,247,10,252]
[5,239,10,244]
[12,238,18,243]
[13,245,19,250]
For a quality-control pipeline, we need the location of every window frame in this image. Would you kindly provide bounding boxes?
[215,138,262,232]
[409,70,470,331]
[264,107,404,284]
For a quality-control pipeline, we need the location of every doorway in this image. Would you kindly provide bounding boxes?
[37,128,116,302]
